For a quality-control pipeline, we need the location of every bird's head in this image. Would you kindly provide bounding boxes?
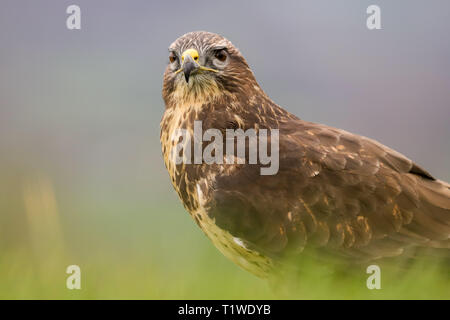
[162,31,259,107]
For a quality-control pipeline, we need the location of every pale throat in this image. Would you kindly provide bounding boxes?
[169,77,225,109]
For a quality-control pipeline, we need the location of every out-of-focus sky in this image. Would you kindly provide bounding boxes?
[0,0,449,298]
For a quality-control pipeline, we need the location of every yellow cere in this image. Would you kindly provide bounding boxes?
[175,48,219,75]
[182,48,199,63]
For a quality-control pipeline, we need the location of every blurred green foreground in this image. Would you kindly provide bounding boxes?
[0,170,448,300]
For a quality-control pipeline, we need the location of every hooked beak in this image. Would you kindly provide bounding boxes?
[183,55,198,83]
[176,48,218,82]
[181,48,200,83]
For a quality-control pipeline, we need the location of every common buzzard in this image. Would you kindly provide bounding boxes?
[160,31,450,278]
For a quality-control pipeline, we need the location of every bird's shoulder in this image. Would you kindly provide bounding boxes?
[199,114,442,262]
[279,118,434,179]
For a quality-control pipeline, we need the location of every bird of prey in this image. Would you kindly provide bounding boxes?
[160,31,450,278]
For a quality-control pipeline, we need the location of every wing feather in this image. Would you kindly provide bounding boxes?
[202,117,450,262]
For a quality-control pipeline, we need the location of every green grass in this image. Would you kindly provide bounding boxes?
[0,177,448,300]
[1,218,448,300]
[1,246,448,299]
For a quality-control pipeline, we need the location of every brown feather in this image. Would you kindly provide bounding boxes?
[161,31,450,278]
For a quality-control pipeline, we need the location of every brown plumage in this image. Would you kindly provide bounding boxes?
[160,31,450,278]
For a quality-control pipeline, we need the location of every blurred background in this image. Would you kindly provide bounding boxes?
[0,0,449,299]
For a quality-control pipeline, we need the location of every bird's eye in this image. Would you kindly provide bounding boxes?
[169,52,177,63]
[214,49,227,62]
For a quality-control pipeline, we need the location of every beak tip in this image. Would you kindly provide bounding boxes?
[182,58,196,84]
